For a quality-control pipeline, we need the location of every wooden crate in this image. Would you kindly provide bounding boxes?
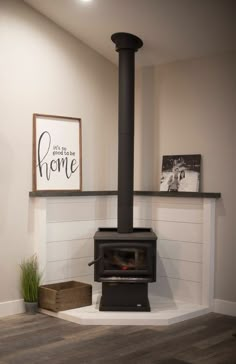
[39,281,92,312]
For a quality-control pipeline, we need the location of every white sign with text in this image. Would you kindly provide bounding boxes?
[33,114,82,191]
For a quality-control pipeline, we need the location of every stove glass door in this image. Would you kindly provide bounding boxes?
[104,246,147,271]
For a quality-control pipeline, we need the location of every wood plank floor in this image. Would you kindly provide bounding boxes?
[0,313,235,363]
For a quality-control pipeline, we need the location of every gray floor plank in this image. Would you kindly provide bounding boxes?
[0,312,235,364]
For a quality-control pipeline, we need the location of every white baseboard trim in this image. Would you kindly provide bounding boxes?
[214,299,236,317]
[0,299,25,318]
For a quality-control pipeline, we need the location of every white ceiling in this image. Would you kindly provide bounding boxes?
[24,0,235,67]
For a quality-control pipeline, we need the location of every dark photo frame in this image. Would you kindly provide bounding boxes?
[160,154,201,192]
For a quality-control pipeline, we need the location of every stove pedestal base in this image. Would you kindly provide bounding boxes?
[99,282,150,312]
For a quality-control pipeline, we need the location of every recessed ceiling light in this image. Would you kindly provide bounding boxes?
[80,0,93,2]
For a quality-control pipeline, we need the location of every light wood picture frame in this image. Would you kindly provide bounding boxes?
[32,114,82,191]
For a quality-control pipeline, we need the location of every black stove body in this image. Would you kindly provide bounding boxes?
[89,33,157,311]
[93,228,156,311]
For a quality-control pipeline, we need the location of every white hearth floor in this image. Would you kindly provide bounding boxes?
[40,295,210,326]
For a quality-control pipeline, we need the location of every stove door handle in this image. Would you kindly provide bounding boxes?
[88,256,103,267]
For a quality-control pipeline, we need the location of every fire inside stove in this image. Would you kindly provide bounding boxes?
[104,247,147,271]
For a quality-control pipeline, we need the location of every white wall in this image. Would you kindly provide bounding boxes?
[135,53,236,303]
[0,0,117,303]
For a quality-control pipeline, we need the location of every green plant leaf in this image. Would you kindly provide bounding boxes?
[20,255,42,302]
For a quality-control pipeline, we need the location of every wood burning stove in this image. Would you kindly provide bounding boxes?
[92,228,156,311]
[88,32,157,311]
[93,228,156,283]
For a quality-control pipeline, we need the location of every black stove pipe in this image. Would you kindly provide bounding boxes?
[111,32,143,234]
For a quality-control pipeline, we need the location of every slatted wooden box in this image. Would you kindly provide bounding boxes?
[39,281,92,312]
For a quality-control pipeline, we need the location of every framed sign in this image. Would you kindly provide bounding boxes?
[32,114,82,191]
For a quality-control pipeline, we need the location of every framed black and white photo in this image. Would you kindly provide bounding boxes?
[160,154,201,192]
[32,114,82,191]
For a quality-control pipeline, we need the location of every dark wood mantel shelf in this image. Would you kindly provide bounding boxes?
[29,190,221,198]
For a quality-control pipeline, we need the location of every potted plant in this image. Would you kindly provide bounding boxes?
[20,254,42,314]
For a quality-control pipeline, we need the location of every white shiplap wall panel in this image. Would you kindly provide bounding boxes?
[153,277,202,304]
[46,260,68,282]
[47,196,117,222]
[47,241,68,262]
[157,240,202,263]
[149,196,203,304]
[157,256,202,283]
[135,196,203,206]
[68,257,93,278]
[133,219,151,228]
[46,258,93,282]
[68,239,94,260]
[152,220,202,243]
[47,219,117,242]
[45,196,118,283]
[134,201,203,223]
[47,238,94,262]
[40,195,216,306]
